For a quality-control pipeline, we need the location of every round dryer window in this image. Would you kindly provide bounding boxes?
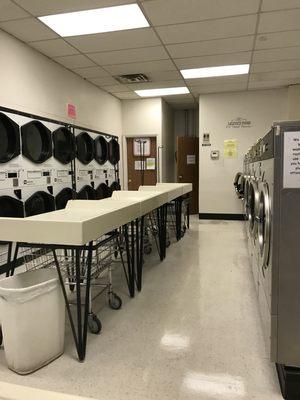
[108,139,120,165]
[258,182,271,269]
[55,187,76,210]
[77,185,96,200]
[53,127,76,164]
[25,191,55,217]
[0,113,20,163]
[76,132,94,164]
[94,136,108,165]
[95,183,111,199]
[0,196,24,218]
[21,121,52,163]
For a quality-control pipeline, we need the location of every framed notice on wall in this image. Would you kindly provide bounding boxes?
[133,138,151,156]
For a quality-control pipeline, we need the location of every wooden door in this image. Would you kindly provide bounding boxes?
[127,137,157,190]
[176,137,199,214]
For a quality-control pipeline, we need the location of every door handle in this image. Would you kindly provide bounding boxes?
[179,175,183,179]
[128,179,132,183]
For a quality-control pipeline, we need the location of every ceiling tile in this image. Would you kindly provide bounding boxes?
[72,66,111,78]
[29,39,79,57]
[102,84,130,93]
[167,36,254,59]
[88,46,169,66]
[114,92,140,99]
[147,70,182,81]
[88,77,120,86]
[0,0,30,21]
[0,17,59,42]
[14,0,135,16]
[250,70,300,83]
[142,0,260,26]
[155,15,257,44]
[261,0,300,12]
[65,28,160,53]
[258,9,300,33]
[255,30,300,50]
[126,80,186,90]
[253,46,300,63]
[192,82,247,94]
[248,80,290,90]
[174,52,251,69]
[54,54,96,69]
[104,59,176,75]
[251,60,300,73]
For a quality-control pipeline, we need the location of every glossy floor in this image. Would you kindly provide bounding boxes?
[0,218,282,399]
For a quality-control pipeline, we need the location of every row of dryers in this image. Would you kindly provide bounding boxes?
[234,121,300,398]
[0,109,120,219]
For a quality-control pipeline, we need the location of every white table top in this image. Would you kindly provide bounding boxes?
[139,185,182,202]
[111,190,166,214]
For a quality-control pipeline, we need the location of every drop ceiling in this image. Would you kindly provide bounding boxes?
[1,0,300,108]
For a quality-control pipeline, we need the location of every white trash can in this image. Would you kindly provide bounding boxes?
[0,269,65,374]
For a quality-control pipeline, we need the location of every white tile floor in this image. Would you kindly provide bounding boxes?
[0,218,282,399]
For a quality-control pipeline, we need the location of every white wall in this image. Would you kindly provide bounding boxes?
[0,30,122,136]
[288,85,300,120]
[161,100,175,182]
[199,89,288,215]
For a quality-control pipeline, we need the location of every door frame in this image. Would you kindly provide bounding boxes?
[122,134,160,190]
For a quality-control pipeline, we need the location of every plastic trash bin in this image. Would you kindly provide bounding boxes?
[0,269,65,374]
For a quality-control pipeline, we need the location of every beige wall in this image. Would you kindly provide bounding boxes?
[199,89,288,215]
[161,100,175,182]
[288,85,300,120]
[0,30,122,136]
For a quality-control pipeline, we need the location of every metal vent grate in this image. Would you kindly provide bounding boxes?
[115,74,150,84]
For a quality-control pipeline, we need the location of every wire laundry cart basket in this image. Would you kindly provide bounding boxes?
[22,232,123,334]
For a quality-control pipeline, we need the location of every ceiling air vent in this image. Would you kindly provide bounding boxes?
[115,74,150,84]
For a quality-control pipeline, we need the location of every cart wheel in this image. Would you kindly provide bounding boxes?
[109,293,122,310]
[166,240,171,248]
[144,245,152,255]
[88,314,102,334]
[0,326,2,346]
[69,283,75,292]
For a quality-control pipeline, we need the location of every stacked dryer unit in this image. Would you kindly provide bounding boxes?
[236,121,300,399]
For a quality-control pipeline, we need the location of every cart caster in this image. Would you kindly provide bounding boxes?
[109,293,122,310]
[69,283,75,292]
[88,314,102,334]
[144,245,152,255]
[0,326,2,346]
[166,240,171,248]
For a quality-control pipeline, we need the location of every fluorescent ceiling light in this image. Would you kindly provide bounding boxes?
[38,4,149,37]
[181,64,250,79]
[135,87,189,97]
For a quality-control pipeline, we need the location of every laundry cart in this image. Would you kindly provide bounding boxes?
[22,231,123,334]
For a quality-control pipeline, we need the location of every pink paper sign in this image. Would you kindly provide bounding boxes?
[67,103,76,119]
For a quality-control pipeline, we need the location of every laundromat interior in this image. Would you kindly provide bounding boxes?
[1,1,300,399]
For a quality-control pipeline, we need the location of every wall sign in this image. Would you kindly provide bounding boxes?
[187,155,196,164]
[202,132,211,146]
[226,117,252,128]
[146,158,155,170]
[224,139,238,158]
[67,103,76,119]
[283,131,300,188]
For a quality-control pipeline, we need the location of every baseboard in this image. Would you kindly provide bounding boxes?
[199,213,245,221]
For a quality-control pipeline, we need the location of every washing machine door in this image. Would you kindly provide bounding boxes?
[77,185,96,200]
[25,191,55,216]
[53,127,76,164]
[243,176,251,217]
[108,139,120,165]
[248,178,260,236]
[55,187,76,210]
[76,132,94,165]
[94,136,108,165]
[21,121,52,163]
[95,183,111,199]
[257,181,271,269]
[0,113,20,163]
[0,196,23,217]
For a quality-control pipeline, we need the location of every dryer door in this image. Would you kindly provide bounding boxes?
[108,139,120,165]
[94,136,108,165]
[77,185,96,200]
[53,127,76,164]
[21,121,52,163]
[257,182,271,269]
[76,132,94,165]
[0,113,20,163]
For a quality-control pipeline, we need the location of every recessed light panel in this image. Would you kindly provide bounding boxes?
[181,64,250,79]
[135,87,189,97]
[38,4,149,37]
